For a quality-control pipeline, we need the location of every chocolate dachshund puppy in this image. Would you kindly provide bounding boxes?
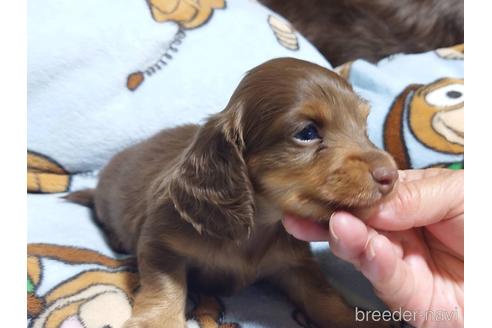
[261,0,464,66]
[67,58,398,327]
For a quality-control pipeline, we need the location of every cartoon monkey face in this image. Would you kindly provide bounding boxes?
[409,78,464,154]
[27,244,139,328]
[28,243,240,328]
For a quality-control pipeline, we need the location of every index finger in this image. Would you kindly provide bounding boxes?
[367,169,463,231]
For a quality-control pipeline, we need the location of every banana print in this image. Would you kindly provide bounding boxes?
[267,15,299,51]
[27,151,71,193]
[435,44,464,60]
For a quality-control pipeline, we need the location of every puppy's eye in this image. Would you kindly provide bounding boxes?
[294,124,320,142]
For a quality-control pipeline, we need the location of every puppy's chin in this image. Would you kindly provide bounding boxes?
[343,179,399,221]
[285,179,400,223]
[277,199,361,224]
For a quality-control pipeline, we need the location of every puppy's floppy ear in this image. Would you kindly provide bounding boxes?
[166,113,254,240]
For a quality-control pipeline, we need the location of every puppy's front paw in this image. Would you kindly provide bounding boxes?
[123,318,147,328]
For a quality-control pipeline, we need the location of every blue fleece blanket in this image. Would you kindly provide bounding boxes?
[27,0,463,326]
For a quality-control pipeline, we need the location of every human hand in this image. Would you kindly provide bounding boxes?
[282,169,464,328]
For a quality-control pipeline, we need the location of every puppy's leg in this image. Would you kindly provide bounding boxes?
[124,250,187,328]
[270,260,388,328]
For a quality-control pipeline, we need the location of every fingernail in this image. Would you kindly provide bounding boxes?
[329,212,339,242]
[366,238,376,261]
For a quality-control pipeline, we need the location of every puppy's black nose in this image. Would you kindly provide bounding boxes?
[371,167,397,195]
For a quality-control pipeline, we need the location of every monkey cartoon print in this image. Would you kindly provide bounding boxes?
[384,78,464,169]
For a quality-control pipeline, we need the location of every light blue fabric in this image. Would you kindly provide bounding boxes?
[344,49,464,169]
[28,191,382,328]
[28,0,463,326]
[28,0,329,173]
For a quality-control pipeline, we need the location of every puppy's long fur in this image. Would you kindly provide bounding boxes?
[261,0,464,66]
[67,58,397,327]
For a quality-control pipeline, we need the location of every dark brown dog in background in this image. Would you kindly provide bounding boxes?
[67,58,398,327]
[261,0,464,66]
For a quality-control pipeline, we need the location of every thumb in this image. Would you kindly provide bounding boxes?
[367,169,463,231]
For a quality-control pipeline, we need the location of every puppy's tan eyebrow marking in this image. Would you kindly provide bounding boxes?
[298,100,332,127]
